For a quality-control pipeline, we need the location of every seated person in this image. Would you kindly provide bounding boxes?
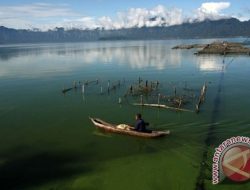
[134,113,149,132]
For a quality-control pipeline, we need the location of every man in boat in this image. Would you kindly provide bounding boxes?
[134,113,148,132]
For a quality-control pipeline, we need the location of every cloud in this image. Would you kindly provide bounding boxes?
[0,3,78,18]
[57,5,183,30]
[192,2,231,21]
[235,7,250,21]
[116,5,183,28]
[199,2,230,14]
[0,2,240,31]
[232,13,249,21]
[0,3,79,30]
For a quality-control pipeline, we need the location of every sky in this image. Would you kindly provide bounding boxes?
[0,0,250,30]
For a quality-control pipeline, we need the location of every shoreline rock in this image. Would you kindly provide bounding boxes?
[172,41,250,55]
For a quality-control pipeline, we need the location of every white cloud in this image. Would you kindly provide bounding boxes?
[0,2,243,31]
[199,2,230,14]
[58,5,183,30]
[192,2,231,22]
[117,5,183,28]
[98,17,114,29]
[0,3,78,18]
[0,3,79,30]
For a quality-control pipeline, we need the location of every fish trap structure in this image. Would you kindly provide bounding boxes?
[61,77,208,114]
[125,78,208,113]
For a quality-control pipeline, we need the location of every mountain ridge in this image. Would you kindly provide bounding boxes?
[0,18,250,44]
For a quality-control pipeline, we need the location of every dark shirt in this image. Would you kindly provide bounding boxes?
[135,119,146,132]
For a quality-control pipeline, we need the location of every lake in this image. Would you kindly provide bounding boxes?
[0,39,249,190]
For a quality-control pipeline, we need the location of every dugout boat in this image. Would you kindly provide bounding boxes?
[89,117,170,138]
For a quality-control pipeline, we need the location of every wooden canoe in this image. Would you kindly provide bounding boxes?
[89,117,170,138]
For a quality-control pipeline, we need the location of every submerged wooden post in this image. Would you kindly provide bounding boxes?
[195,82,207,113]
[158,93,161,105]
[82,84,85,94]
[118,97,122,104]
[201,83,207,102]
[139,77,141,85]
[178,98,182,108]
[195,104,199,113]
[130,85,133,94]
[133,103,194,113]
[107,80,110,92]
[108,80,110,88]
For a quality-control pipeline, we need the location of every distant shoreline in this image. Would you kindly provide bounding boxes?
[1,18,250,44]
[0,36,250,46]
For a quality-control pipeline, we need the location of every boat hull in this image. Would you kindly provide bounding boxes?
[89,117,170,138]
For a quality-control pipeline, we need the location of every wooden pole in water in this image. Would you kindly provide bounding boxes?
[133,103,193,113]
[195,83,207,113]
[100,86,103,94]
[107,80,110,92]
[139,77,141,85]
[140,95,143,104]
[158,93,161,105]
[178,98,182,108]
[119,97,122,104]
[130,85,133,94]
[82,84,85,94]
[195,104,199,113]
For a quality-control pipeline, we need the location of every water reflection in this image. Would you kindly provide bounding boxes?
[0,42,182,78]
[79,45,182,70]
[197,56,224,72]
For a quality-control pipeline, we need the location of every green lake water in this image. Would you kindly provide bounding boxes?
[0,39,249,190]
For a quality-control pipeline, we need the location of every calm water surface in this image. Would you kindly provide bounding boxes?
[0,39,249,190]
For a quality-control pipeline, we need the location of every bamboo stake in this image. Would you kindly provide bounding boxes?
[100,86,103,94]
[62,87,73,93]
[84,79,99,85]
[178,98,182,108]
[133,103,193,112]
[195,83,207,113]
[82,84,85,94]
